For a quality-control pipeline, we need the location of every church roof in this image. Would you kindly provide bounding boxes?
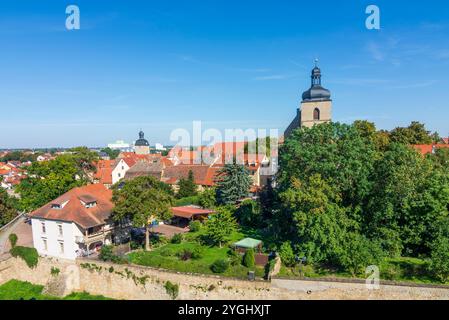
[302,65,332,102]
[135,130,149,147]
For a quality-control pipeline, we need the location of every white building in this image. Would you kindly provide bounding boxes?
[111,158,136,185]
[107,140,132,152]
[30,184,128,260]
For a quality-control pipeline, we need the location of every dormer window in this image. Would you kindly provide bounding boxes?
[85,201,97,208]
[51,204,61,209]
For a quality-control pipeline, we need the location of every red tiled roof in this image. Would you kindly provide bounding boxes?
[171,206,215,219]
[412,144,449,155]
[30,184,113,229]
[162,165,221,186]
[94,160,114,185]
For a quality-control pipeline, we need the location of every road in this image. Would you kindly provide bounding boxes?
[0,215,33,254]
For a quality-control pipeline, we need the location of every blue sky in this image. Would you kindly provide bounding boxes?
[1,0,449,148]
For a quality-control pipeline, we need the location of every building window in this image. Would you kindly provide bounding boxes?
[313,108,320,121]
[58,224,63,237]
[42,238,48,251]
[118,173,121,178]
[41,222,46,234]
[59,242,64,255]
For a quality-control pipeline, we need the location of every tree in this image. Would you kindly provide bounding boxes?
[429,235,449,283]
[336,232,383,276]
[390,121,433,145]
[243,249,255,268]
[203,206,238,247]
[278,174,350,265]
[278,242,296,267]
[0,189,17,227]
[112,176,174,251]
[16,155,86,211]
[235,199,262,228]
[279,123,377,212]
[198,188,216,208]
[215,164,252,205]
[177,170,197,199]
[101,147,120,160]
[366,143,449,256]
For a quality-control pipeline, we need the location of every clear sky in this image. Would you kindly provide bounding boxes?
[1,0,449,148]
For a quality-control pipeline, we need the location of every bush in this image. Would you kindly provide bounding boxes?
[10,246,39,268]
[171,233,183,244]
[429,236,449,283]
[279,242,296,267]
[160,247,176,257]
[191,246,204,260]
[164,281,179,300]
[189,220,202,233]
[178,249,193,261]
[175,196,200,207]
[243,249,255,269]
[50,267,60,276]
[99,245,114,261]
[8,233,18,248]
[210,259,229,273]
[99,245,127,264]
[227,249,242,266]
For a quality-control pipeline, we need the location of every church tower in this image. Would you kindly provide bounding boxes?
[285,61,332,137]
[134,130,150,155]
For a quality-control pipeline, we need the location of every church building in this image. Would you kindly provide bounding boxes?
[285,62,332,138]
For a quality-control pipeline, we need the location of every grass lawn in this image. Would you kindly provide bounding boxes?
[0,279,113,300]
[278,257,447,286]
[128,240,265,279]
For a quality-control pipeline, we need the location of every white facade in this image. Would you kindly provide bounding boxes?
[31,218,84,260]
[108,140,131,151]
[111,159,131,184]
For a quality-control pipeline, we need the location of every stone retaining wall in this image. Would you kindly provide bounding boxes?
[1,256,449,300]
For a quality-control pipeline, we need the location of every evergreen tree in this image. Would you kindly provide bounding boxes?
[177,170,198,199]
[215,164,252,205]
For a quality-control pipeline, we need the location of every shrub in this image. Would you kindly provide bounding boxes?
[210,259,229,274]
[189,220,202,233]
[178,249,193,261]
[227,249,242,266]
[10,246,39,268]
[279,242,296,267]
[50,267,60,276]
[164,281,179,300]
[160,247,176,257]
[99,245,115,261]
[175,196,200,207]
[243,249,255,269]
[99,245,127,264]
[191,246,204,260]
[8,233,18,248]
[171,233,183,244]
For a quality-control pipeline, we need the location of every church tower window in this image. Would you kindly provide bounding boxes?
[313,108,320,120]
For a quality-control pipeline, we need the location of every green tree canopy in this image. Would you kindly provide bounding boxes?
[177,170,198,199]
[0,189,18,227]
[112,176,174,250]
[203,206,238,247]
